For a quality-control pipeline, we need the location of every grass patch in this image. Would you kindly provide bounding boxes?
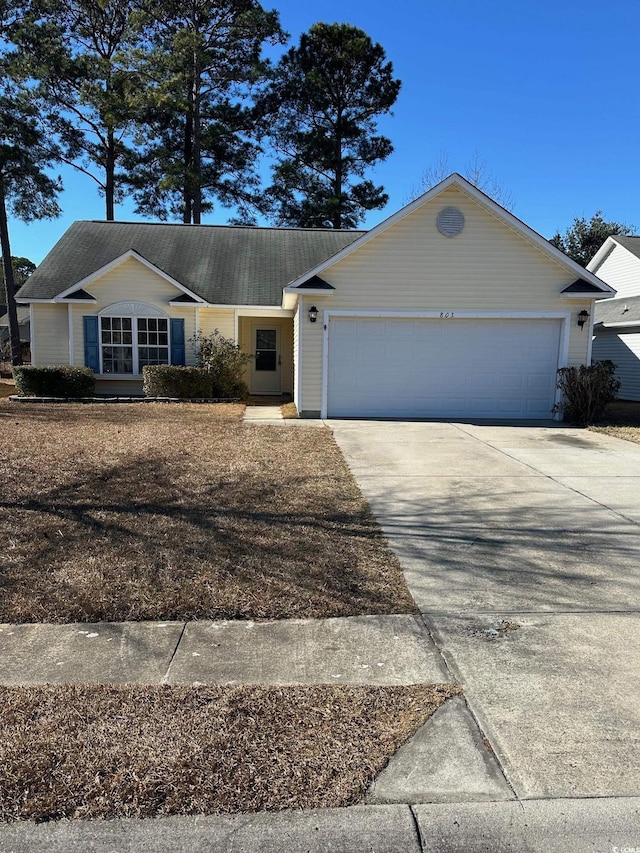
[0,402,415,622]
[281,401,299,419]
[588,400,640,445]
[0,683,457,821]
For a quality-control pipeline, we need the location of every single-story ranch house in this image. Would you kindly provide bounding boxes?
[17,174,615,419]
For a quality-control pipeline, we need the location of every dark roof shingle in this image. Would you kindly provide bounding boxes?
[17,221,364,306]
[614,235,640,260]
[595,294,640,326]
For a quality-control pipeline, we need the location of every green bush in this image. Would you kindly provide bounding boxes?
[142,365,212,398]
[552,360,620,425]
[191,330,251,398]
[12,365,95,397]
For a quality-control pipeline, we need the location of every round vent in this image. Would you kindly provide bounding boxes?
[437,207,465,237]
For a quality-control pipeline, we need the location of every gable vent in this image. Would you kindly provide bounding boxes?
[437,207,465,237]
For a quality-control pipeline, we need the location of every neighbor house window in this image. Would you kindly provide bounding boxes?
[100,316,169,374]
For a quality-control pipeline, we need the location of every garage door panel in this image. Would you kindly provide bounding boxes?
[327,318,561,419]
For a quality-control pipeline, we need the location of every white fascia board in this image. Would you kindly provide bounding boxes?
[16,298,56,303]
[284,173,616,295]
[282,292,297,310]
[561,292,615,300]
[587,236,621,272]
[234,306,294,317]
[54,250,206,303]
[323,309,571,319]
[284,289,334,297]
[282,289,333,310]
[598,320,640,329]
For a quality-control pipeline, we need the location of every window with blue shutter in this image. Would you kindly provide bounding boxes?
[83,316,100,372]
[170,318,185,365]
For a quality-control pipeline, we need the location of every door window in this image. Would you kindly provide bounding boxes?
[255,329,277,371]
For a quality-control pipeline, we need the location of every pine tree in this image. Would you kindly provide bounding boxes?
[127,0,284,224]
[0,90,62,365]
[261,23,400,229]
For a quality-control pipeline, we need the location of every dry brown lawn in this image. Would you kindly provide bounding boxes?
[0,379,14,399]
[281,401,299,419]
[589,400,640,445]
[0,683,457,821]
[0,402,415,622]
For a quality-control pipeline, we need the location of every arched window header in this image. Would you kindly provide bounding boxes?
[99,301,168,318]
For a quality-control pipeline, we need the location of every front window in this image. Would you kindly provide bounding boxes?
[100,316,169,374]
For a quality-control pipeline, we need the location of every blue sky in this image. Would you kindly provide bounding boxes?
[9,0,640,264]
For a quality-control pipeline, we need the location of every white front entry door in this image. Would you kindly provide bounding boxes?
[249,325,282,394]
[327,317,562,419]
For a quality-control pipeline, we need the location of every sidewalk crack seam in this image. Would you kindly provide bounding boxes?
[408,804,426,852]
[451,421,640,529]
[162,622,188,684]
[419,613,519,802]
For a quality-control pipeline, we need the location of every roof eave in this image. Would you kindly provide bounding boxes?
[561,291,615,300]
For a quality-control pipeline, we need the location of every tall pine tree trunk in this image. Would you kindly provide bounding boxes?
[192,52,202,225]
[106,127,115,221]
[0,173,23,367]
[332,114,343,229]
[183,107,194,224]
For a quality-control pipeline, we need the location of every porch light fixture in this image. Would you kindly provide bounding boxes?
[577,309,589,329]
[308,305,318,323]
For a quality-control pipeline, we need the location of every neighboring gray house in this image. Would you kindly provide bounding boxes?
[0,305,30,350]
[587,236,640,401]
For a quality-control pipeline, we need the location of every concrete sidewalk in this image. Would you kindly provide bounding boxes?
[0,614,447,686]
[1,799,639,852]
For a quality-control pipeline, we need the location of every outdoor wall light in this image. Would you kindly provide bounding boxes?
[308,305,318,323]
[577,309,589,329]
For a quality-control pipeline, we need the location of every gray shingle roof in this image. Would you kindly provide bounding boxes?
[16,221,364,306]
[614,235,640,260]
[595,294,640,326]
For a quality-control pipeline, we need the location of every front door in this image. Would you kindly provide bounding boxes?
[249,325,281,394]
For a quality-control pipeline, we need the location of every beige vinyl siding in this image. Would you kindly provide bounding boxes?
[197,307,235,342]
[31,304,69,365]
[567,302,592,365]
[298,186,592,413]
[299,296,324,414]
[592,327,640,401]
[593,245,640,301]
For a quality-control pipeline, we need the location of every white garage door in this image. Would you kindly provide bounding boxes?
[327,318,562,419]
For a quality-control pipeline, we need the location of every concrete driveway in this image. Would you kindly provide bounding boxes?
[330,420,640,800]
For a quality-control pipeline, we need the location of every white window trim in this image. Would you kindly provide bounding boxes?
[97,302,170,377]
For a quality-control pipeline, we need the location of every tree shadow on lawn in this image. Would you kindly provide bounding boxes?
[0,451,416,623]
[359,480,640,613]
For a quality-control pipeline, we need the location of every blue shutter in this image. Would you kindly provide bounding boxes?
[83,316,100,371]
[170,318,185,365]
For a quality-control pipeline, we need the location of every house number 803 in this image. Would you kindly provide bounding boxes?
[440,312,454,318]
